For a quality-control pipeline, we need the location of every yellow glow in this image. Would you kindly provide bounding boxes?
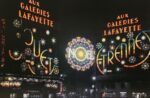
[76,48,86,61]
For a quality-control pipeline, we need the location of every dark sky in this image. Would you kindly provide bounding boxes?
[0,0,150,87]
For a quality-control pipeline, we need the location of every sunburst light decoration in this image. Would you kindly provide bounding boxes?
[65,37,95,71]
[13,19,22,28]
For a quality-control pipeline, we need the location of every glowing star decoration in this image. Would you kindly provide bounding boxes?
[116,67,121,72]
[122,38,127,42]
[102,49,106,53]
[110,40,115,44]
[24,48,32,56]
[128,56,136,63]
[121,60,126,65]
[141,62,149,70]
[142,44,150,51]
[14,51,19,56]
[32,28,37,33]
[13,19,22,28]
[110,45,115,50]
[40,39,46,46]
[127,32,134,39]
[49,48,53,53]
[102,38,106,42]
[65,37,95,71]
[46,30,50,35]
[51,37,56,44]
[45,60,49,65]
[116,36,121,40]
[96,42,102,49]
[140,54,144,58]
[37,64,41,69]
[141,35,146,40]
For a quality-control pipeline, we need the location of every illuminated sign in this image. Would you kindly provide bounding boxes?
[65,37,95,71]
[104,13,141,36]
[18,0,54,27]
[96,13,150,74]
[8,28,59,75]
[7,0,59,76]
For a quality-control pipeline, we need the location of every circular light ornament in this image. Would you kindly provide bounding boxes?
[75,47,87,61]
[65,37,95,71]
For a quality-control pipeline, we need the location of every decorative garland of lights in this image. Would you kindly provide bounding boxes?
[65,37,95,71]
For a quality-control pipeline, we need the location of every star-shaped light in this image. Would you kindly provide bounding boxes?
[110,45,115,50]
[141,62,149,70]
[110,40,115,44]
[141,36,146,40]
[14,51,19,56]
[116,67,121,72]
[49,48,52,53]
[140,54,144,58]
[121,60,125,65]
[96,42,102,49]
[37,64,41,68]
[45,60,49,65]
[46,30,50,35]
[51,37,56,44]
[102,49,106,53]
[32,28,37,33]
[13,19,22,28]
[102,38,106,42]
[116,36,121,41]
[129,56,136,63]
[142,44,150,51]
[127,32,134,39]
[41,39,46,45]
[122,38,127,42]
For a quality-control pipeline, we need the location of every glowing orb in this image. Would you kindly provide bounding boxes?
[116,36,121,40]
[75,47,86,61]
[65,37,95,71]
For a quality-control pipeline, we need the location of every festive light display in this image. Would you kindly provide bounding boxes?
[8,19,59,75]
[46,30,50,35]
[141,62,149,70]
[7,0,57,76]
[96,30,150,74]
[65,37,95,71]
[96,13,149,74]
[18,0,54,27]
[13,19,22,28]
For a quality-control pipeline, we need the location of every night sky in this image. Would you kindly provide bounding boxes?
[0,0,150,88]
